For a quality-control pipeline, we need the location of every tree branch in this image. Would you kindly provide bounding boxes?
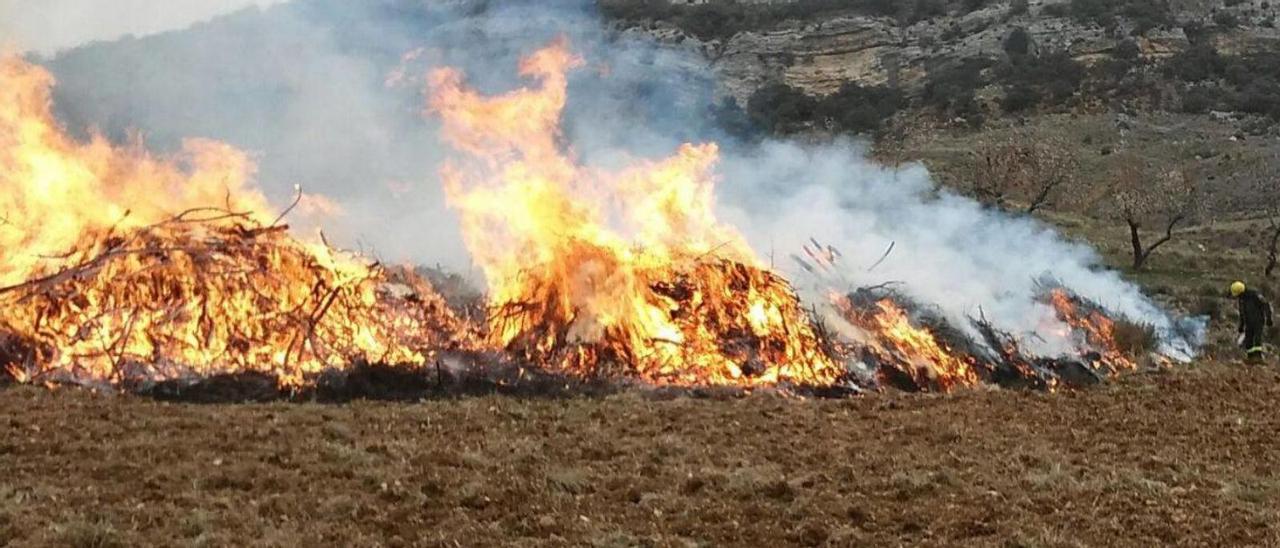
[1137,213,1185,269]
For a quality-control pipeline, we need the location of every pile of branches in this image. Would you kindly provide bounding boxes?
[836,284,1110,392]
[837,285,979,392]
[0,207,471,390]
[139,351,622,403]
[490,257,847,388]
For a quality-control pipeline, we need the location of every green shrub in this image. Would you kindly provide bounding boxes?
[1001,83,1041,112]
[923,57,992,118]
[1164,45,1225,82]
[1070,0,1112,23]
[909,0,947,23]
[1003,27,1032,55]
[746,83,817,134]
[1065,0,1172,30]
[1043,3,1071,17]
[598,0,912,41]
[743,81,903,136]
[814,82,904,134]
[1180,86,1220,113]
[711,96,758,140]
[995,50,1085,111]
[1114,39,1141,60]
[1235,78,1280,119]
[962,0,995,12]
[1214,11,1240,28]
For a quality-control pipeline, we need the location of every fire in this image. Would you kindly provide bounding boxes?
[828,284,1145,392]
[1047,288,1137,373]
[0,55,462,388]
[0,56,267,288]
[427,40,841,387]
[834,296,979,392]
[0,45,1160,396]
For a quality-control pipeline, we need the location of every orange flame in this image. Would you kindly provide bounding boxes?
[0,56,268,288]
[834,295,979,392]
[0,55,464,387]
[1047,289,1137,372]
[428,40,840,387]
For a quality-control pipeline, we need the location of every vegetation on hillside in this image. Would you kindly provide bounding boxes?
[744,81,904,135]
[598,0,1006,40]
[606,0,1280,128]
[1166,47,1280,121]
[607,0,1280,353]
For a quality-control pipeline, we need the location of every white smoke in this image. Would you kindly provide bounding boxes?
[34,0,1204,360]
[0,0,285,55]
[41,1,719,271]
[715,140,1205,359]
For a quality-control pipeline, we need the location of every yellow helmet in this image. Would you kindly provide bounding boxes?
[1231,281,1247,297]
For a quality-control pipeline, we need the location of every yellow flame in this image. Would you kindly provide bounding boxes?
[0,55,462,387]
[1048,289,1136,372]
[428,39,838,387]
[868,300,979,391]
[0,56,271,288]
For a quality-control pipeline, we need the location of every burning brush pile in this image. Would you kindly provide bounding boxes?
[0,56,474,396]
[429,40,841,390]
[830,282,1145,393]
[0,44,1189,401]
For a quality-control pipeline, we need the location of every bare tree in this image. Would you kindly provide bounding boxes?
[872,117,929,178]
[1110,154,1199,271]
[1236,152,1280,278]
[967,131,1078,214]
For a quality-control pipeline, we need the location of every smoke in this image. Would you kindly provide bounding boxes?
[0,0,285,55]
[715,140,1205,359]
[36,0,1204,358]
[42,0,720,271]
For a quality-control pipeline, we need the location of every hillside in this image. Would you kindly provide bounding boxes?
[602,0,1280,133]
[605,0,1280,353]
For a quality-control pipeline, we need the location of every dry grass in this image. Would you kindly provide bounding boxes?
[2,363,1280,546]
[1112,319,1159,358]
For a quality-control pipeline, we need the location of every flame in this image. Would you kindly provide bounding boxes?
[867,300,980,391]
[0,47,1150,395]
[834,295,979,392]
[1047,289,1137,372]
[0,55,464,387]
[427,39,840,387]
[0,56,269,288]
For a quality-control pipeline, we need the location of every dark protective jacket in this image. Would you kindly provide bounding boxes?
[1238,289,1274,334]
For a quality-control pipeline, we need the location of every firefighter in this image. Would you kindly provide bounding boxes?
[1231,281,1274,363]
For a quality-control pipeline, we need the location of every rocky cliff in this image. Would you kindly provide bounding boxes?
[612,0,1280,104]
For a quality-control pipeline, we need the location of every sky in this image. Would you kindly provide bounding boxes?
[0,0,283,55]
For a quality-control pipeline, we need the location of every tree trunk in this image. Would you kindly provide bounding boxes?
[1128,220,1147,270]
[1130,215,1183,271]
[1024,178,1060,215]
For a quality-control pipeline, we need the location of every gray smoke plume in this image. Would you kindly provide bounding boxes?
[716,140,1205,359]
[35,0,1204,359]
[41,0,721,270]
[0,0,285,55]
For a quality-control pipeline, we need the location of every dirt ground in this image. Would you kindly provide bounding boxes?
[2,363,1279,548]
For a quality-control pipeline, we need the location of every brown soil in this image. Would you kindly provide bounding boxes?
[2,363,1279,547]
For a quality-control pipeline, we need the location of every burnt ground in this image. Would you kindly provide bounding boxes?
[1,363,1279,547]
